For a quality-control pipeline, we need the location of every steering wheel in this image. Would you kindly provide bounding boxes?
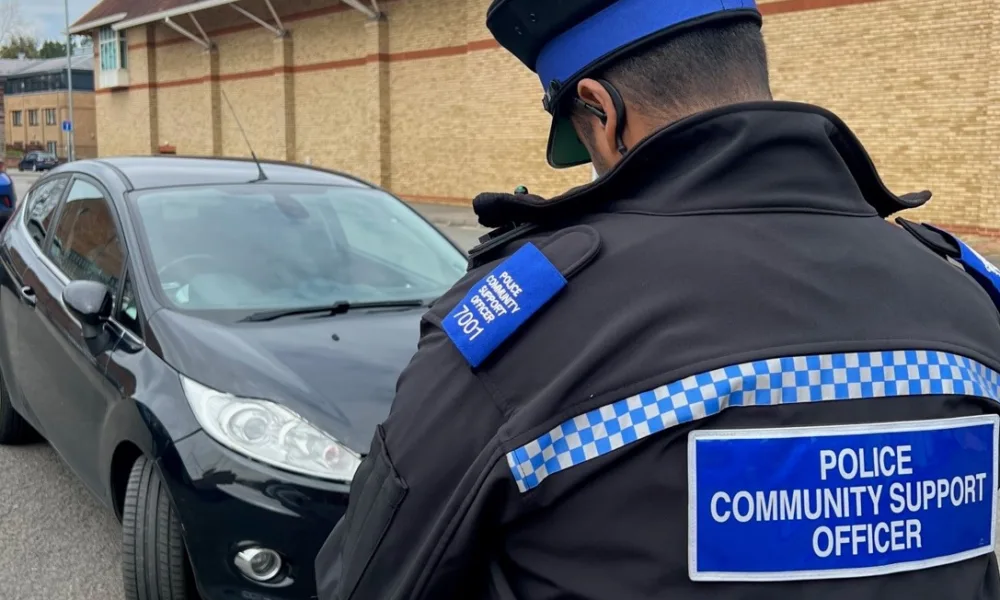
[157,254,229,280]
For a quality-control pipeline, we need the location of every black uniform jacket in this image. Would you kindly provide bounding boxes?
[316,100,1000,600]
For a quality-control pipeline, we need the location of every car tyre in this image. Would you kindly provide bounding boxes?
[123,455,198,600]
[0,367,38,445]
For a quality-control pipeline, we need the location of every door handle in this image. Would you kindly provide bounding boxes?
[19,286,36,307]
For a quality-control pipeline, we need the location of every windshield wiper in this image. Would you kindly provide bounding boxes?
[239,299,429,323]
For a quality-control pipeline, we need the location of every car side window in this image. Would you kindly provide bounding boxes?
[46,178,125,292]
[23,176,69,246]
[117,270,141,338]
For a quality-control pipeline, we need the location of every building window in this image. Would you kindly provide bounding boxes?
[3,73,95,95]
[46,141,57,156]
[44,108,56,126]
[27,110,38,126]
[11,111,20,126]
[98,26,127,71]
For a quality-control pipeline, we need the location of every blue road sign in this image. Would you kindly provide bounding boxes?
[61,120,72,132]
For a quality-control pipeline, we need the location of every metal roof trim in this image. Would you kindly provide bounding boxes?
[68,11,128,34]
[111,0,240,30]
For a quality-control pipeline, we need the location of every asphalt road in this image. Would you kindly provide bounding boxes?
[2,168,122,599]
[0,169,488,600]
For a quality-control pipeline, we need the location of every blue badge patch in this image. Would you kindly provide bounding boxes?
[949,234,1000,309]
[442,243,567,368]
[688,415,999,582]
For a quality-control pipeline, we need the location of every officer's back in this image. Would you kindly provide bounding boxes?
[470,116,1000,599]
[315,1,1000,598]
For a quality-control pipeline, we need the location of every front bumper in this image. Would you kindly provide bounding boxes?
[158,430,350,600]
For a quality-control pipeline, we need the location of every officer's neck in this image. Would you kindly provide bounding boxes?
[595,95,774,176]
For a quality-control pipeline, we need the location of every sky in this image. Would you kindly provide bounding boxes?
[14,0,95,42]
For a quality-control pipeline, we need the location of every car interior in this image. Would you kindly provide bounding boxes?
[135,187,462,312]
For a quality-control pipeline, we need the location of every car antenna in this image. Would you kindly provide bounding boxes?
[219,87,267,183]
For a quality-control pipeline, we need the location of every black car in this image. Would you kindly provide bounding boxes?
[0,156,469,599]
[18,151,58,172]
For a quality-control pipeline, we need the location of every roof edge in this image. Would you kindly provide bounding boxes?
[69,11,127,34]
[112,0,241,30]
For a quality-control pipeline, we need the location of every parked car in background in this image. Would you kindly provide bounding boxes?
[0,171,15,224]
[0,156,469,600]
[18,151,58,172]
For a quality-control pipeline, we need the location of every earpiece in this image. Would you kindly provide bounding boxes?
[574,99,608,125]
[598,79,629,155]
[573,80,629,155]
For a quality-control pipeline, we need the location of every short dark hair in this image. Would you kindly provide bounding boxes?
[574,19,771,123]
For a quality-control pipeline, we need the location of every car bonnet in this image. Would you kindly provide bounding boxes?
[148,306,425,455]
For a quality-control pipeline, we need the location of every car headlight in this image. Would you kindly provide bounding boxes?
[180,376,361,483]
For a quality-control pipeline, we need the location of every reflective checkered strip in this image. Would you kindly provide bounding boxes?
[506,350,1000,493]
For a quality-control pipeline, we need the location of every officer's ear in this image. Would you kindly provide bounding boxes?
[576,78,622,164]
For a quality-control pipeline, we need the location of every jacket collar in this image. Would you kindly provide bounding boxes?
[472,101,929,229]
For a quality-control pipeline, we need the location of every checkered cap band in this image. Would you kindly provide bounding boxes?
[506,350,1000,493]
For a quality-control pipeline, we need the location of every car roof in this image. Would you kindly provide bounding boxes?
[79,155,375,192]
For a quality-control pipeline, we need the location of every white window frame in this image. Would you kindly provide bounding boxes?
[44,108,56,126]
[98,26,127,72]
[46,141,57,156]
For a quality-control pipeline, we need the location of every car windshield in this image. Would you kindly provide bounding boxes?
[38,153,55,161]
[131,183,468,314]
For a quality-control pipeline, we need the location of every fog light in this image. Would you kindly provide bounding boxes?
[234,547,283,582]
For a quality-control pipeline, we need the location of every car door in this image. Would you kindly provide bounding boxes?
[17,174,127,492]
[0,175,71,421]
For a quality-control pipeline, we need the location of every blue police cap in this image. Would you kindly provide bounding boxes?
[487,0,762,168]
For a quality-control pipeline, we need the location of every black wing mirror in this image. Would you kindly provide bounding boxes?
[63,280,113,339]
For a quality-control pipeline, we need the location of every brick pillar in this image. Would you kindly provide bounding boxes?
[274,33,295,162]
[364,16,391,188]
[205,47,222,156]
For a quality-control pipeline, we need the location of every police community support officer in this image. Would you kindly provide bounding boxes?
[316,0,1000,598]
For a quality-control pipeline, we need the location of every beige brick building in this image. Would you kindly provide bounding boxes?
[4,56,99,161]
[70,0,998,233]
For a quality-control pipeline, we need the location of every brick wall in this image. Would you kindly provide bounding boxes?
[760,0,1000,232]
[6,89,98,159]
[90,0,999,230]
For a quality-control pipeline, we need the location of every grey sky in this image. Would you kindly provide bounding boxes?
[16,0,95,42]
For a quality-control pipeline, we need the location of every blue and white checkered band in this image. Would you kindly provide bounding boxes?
[506,350,1000,493]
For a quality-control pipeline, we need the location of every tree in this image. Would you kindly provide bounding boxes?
[0,0,20,47]
[38,40,66,59]
[0,33,37,59]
